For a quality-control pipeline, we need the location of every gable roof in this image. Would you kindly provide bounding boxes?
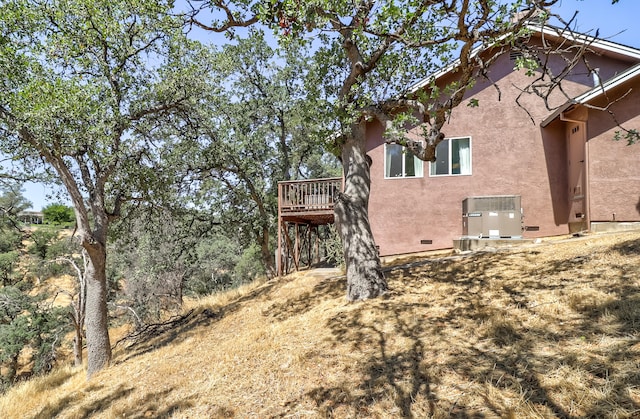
[408,23,640,94]
[541,62,640,127]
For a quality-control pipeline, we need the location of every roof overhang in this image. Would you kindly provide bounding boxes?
[534,25,640,61]
[408,23,640,95]
[541,62,640,127]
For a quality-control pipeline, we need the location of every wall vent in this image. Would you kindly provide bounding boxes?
[463,195,520,212]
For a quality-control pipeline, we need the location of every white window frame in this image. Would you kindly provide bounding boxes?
[429,136,472,177]
[384,143,424,179]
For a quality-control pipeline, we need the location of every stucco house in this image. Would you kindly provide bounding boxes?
[365,24,640,256]
[276,24,640,272]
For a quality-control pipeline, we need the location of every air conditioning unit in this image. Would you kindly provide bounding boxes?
[462,195,523,238]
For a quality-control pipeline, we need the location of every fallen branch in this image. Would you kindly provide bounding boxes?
[113,308,196,349]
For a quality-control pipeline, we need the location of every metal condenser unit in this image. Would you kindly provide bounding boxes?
[462,195,523,238]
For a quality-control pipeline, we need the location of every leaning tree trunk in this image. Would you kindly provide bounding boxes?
[334,125,388,301]
[83,241,111,378]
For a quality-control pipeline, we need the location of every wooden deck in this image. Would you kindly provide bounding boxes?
[277,177,342,275]
[278,177,341,225]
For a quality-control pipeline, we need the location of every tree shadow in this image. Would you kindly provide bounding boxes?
[321,305,433,418]
[112,388,194,419]
[34,385,193,418]
[116,278,288,362]
[612,236,640,256]
[30,367,76,394]
[278,238,640,417]
[34,384,129,418]
[264,272,345,321]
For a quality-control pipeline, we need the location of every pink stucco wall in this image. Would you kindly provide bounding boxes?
[586,79,640,223]
[365,47,638,256]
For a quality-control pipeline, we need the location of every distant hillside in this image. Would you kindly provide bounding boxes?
[1,230,639,418]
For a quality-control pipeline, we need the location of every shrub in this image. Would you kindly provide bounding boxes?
[0,251,20,286]
[42,204,74,225]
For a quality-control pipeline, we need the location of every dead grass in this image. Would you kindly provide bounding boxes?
[1,231,640,418]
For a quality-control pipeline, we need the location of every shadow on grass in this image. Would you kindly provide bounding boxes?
[116,278,289,362]
[33,383,128,418]
[612,236,640,256]
[105,234,639,418]
[264,273,346,321]
[35,385,193,418]
[275,237,640,417]
[114,387,194,419]
[323,305,434,418]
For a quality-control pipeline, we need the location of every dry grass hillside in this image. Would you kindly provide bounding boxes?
[1,230,640,418]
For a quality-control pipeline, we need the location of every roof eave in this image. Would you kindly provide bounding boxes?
[408,24,640,95]
[541,63,640,127]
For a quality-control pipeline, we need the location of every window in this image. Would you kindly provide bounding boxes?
[384,143,423,178]
[430,137,471,176]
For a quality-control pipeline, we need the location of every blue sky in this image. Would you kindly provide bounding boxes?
[21,0,640,211]
[550,0,640,47]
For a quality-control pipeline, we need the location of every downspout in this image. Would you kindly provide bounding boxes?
[584,127,591,232]
[560,109,590,232]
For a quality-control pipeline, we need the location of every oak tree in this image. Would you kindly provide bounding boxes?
[0,0,211,377]
[176,31,338,277]
[193,0,584,300]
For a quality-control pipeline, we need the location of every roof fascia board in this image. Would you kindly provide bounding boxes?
[407,33,511,94]
[536,25,640,60]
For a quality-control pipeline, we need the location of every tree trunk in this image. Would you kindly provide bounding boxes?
[334,125,387,301]
[259,226,276,278]
[72,316,83,368]
[83,244,111,378]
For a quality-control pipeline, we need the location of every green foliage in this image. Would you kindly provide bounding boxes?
[0,251,19,286]
[0,230,21,254]
[234,244,266,284]
[30,234,81,280]
[186,235,242,295]
[324,225,345,269]
[0,186,26,286]
[513,55,540,77]
[0,183,32,229]
[107,207,266,321]
[185,237,265,295]
[108,211,194,323]
[0,0,212,248]
[27,229,58,260]
[614,129,639,145]
[42,204,74,225]
[0,287,68,389]
[168,31,338,277]
[1,0,216,375]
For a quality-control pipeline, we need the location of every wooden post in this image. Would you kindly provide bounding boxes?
[307,224,312,270]
[277,182,283,276]
[314,226,320,264]
[294,223,300,271]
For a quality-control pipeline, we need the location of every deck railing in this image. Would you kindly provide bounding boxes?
[278,177,342,214]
